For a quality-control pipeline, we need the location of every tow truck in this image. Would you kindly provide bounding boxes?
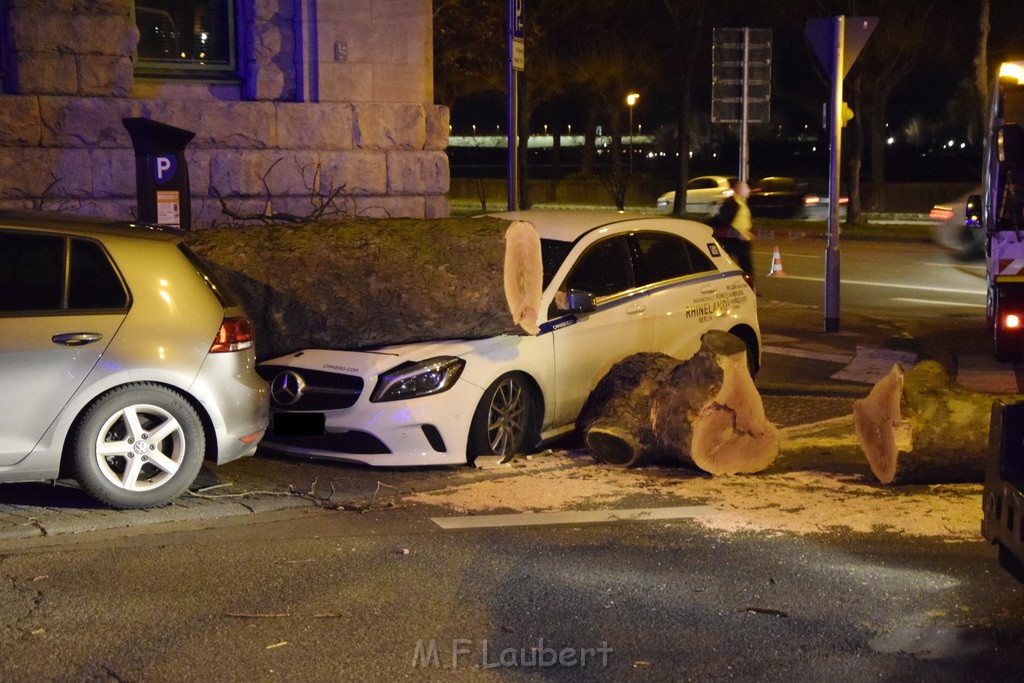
[969,61,1024,362]
[979,62,1024,580]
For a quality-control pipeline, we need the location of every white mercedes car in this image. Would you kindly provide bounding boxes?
[256,211,760,466]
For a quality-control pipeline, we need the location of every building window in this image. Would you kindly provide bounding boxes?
[134,1,236,78]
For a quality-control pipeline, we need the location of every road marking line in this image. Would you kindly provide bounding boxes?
[923,262,986,270]
[754,251,820,259]
[775,275,984,296]
[430,505,719,530]
[891,297,986,308]
[762,345,854,363]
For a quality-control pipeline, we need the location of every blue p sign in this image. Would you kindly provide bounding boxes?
[512,0,524,39]
[154,155,176,185]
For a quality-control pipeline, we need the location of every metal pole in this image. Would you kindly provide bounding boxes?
[628,105,634,175]
[740,27,750,182]
[824,15,844,332]
[507,2,519,211]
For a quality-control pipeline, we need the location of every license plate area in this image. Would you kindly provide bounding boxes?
[272,412,325,437]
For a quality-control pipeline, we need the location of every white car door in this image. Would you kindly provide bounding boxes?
[548,235,653,427]
[633,231,730,362]
[0,233,127,466]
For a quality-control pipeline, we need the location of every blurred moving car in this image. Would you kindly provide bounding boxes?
[258,211,761,467]
[0,212,269,508]
[928,189,985,261]
[656,175,737,216]
[746,177,837,218]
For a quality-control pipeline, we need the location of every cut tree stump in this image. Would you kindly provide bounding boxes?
[185,217,542,359]
[853,360,1022,484]
[577,331,780,474]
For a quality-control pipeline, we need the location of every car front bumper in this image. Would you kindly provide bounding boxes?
[260,377,485,467]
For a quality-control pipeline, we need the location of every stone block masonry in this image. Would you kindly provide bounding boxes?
[0,0,449,225]
[0,96,451,225]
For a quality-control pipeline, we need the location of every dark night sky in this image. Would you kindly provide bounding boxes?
[450,2,1024,139]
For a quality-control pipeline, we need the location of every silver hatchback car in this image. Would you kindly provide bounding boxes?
[0,211,269,508]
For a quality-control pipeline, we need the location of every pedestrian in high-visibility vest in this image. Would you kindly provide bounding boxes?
[711,179,755,288]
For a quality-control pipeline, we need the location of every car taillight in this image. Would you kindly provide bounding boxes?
[1005,313,1022,330]
[210,316,255,353]
[929,207,954,221]
[804,195,821,205]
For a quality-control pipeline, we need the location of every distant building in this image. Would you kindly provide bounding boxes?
[0,0,449,226]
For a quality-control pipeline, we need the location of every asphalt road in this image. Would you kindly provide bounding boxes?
[1,496,1022,681]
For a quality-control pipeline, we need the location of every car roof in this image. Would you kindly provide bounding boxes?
[0,210,181,241]
[485,209,712,244]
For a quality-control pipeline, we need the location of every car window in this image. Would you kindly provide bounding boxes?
[68,239,129,309]
[564,236,633,297]
[682,240,716,274]
[0,232,65,312]
[0,232,129,313]
[634,232,690,284]
[540,239,573,288]
[688,178,716,190]
[634,232,717,285]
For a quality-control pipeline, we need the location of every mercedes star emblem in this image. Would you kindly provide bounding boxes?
[271,370,306,406]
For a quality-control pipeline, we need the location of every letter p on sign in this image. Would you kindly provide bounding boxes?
[154,155,176,184]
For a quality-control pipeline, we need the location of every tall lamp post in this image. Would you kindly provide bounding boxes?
[626,92,639,175]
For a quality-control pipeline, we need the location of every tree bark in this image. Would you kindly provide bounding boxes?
[185,217,542,360]
[576,353,678,467]
[578,331,779,475]
[853,360,1021,484]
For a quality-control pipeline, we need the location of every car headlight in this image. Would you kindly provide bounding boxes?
[370,356,466,402]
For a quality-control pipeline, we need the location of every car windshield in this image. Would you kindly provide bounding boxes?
[540,239,573,288]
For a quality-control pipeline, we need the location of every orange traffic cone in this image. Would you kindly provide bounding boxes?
[767,246,786,277]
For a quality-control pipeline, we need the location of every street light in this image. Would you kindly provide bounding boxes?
[626,93,639,174]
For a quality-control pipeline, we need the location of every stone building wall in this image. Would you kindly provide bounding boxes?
[0,0,450,226]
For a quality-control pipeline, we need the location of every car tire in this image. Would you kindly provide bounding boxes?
[987,287,997,331]
[467,373,538,462]
[994,326,1019,363]
[71,383,206,509]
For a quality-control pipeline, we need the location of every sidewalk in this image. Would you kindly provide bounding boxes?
[754,298,921,398]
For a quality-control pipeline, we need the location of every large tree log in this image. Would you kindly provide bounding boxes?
[577,331,780,474]
[575,353,679,466]
[185,217,542,359]
[853,360,1022,484]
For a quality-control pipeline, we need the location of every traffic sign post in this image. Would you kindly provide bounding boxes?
[712,28,771,182]
[806,15,877,332]
[507,0,524,211]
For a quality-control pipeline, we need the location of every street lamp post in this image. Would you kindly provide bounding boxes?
[626,92,639,175]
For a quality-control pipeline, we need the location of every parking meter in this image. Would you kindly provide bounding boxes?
[123,118,196,230]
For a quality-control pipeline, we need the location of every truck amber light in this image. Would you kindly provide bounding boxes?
[210,316,255,352]
[1005,313,1022,329]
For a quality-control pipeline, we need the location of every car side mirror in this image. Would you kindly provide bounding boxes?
[966,195,983,228]
[559,289,596,314]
